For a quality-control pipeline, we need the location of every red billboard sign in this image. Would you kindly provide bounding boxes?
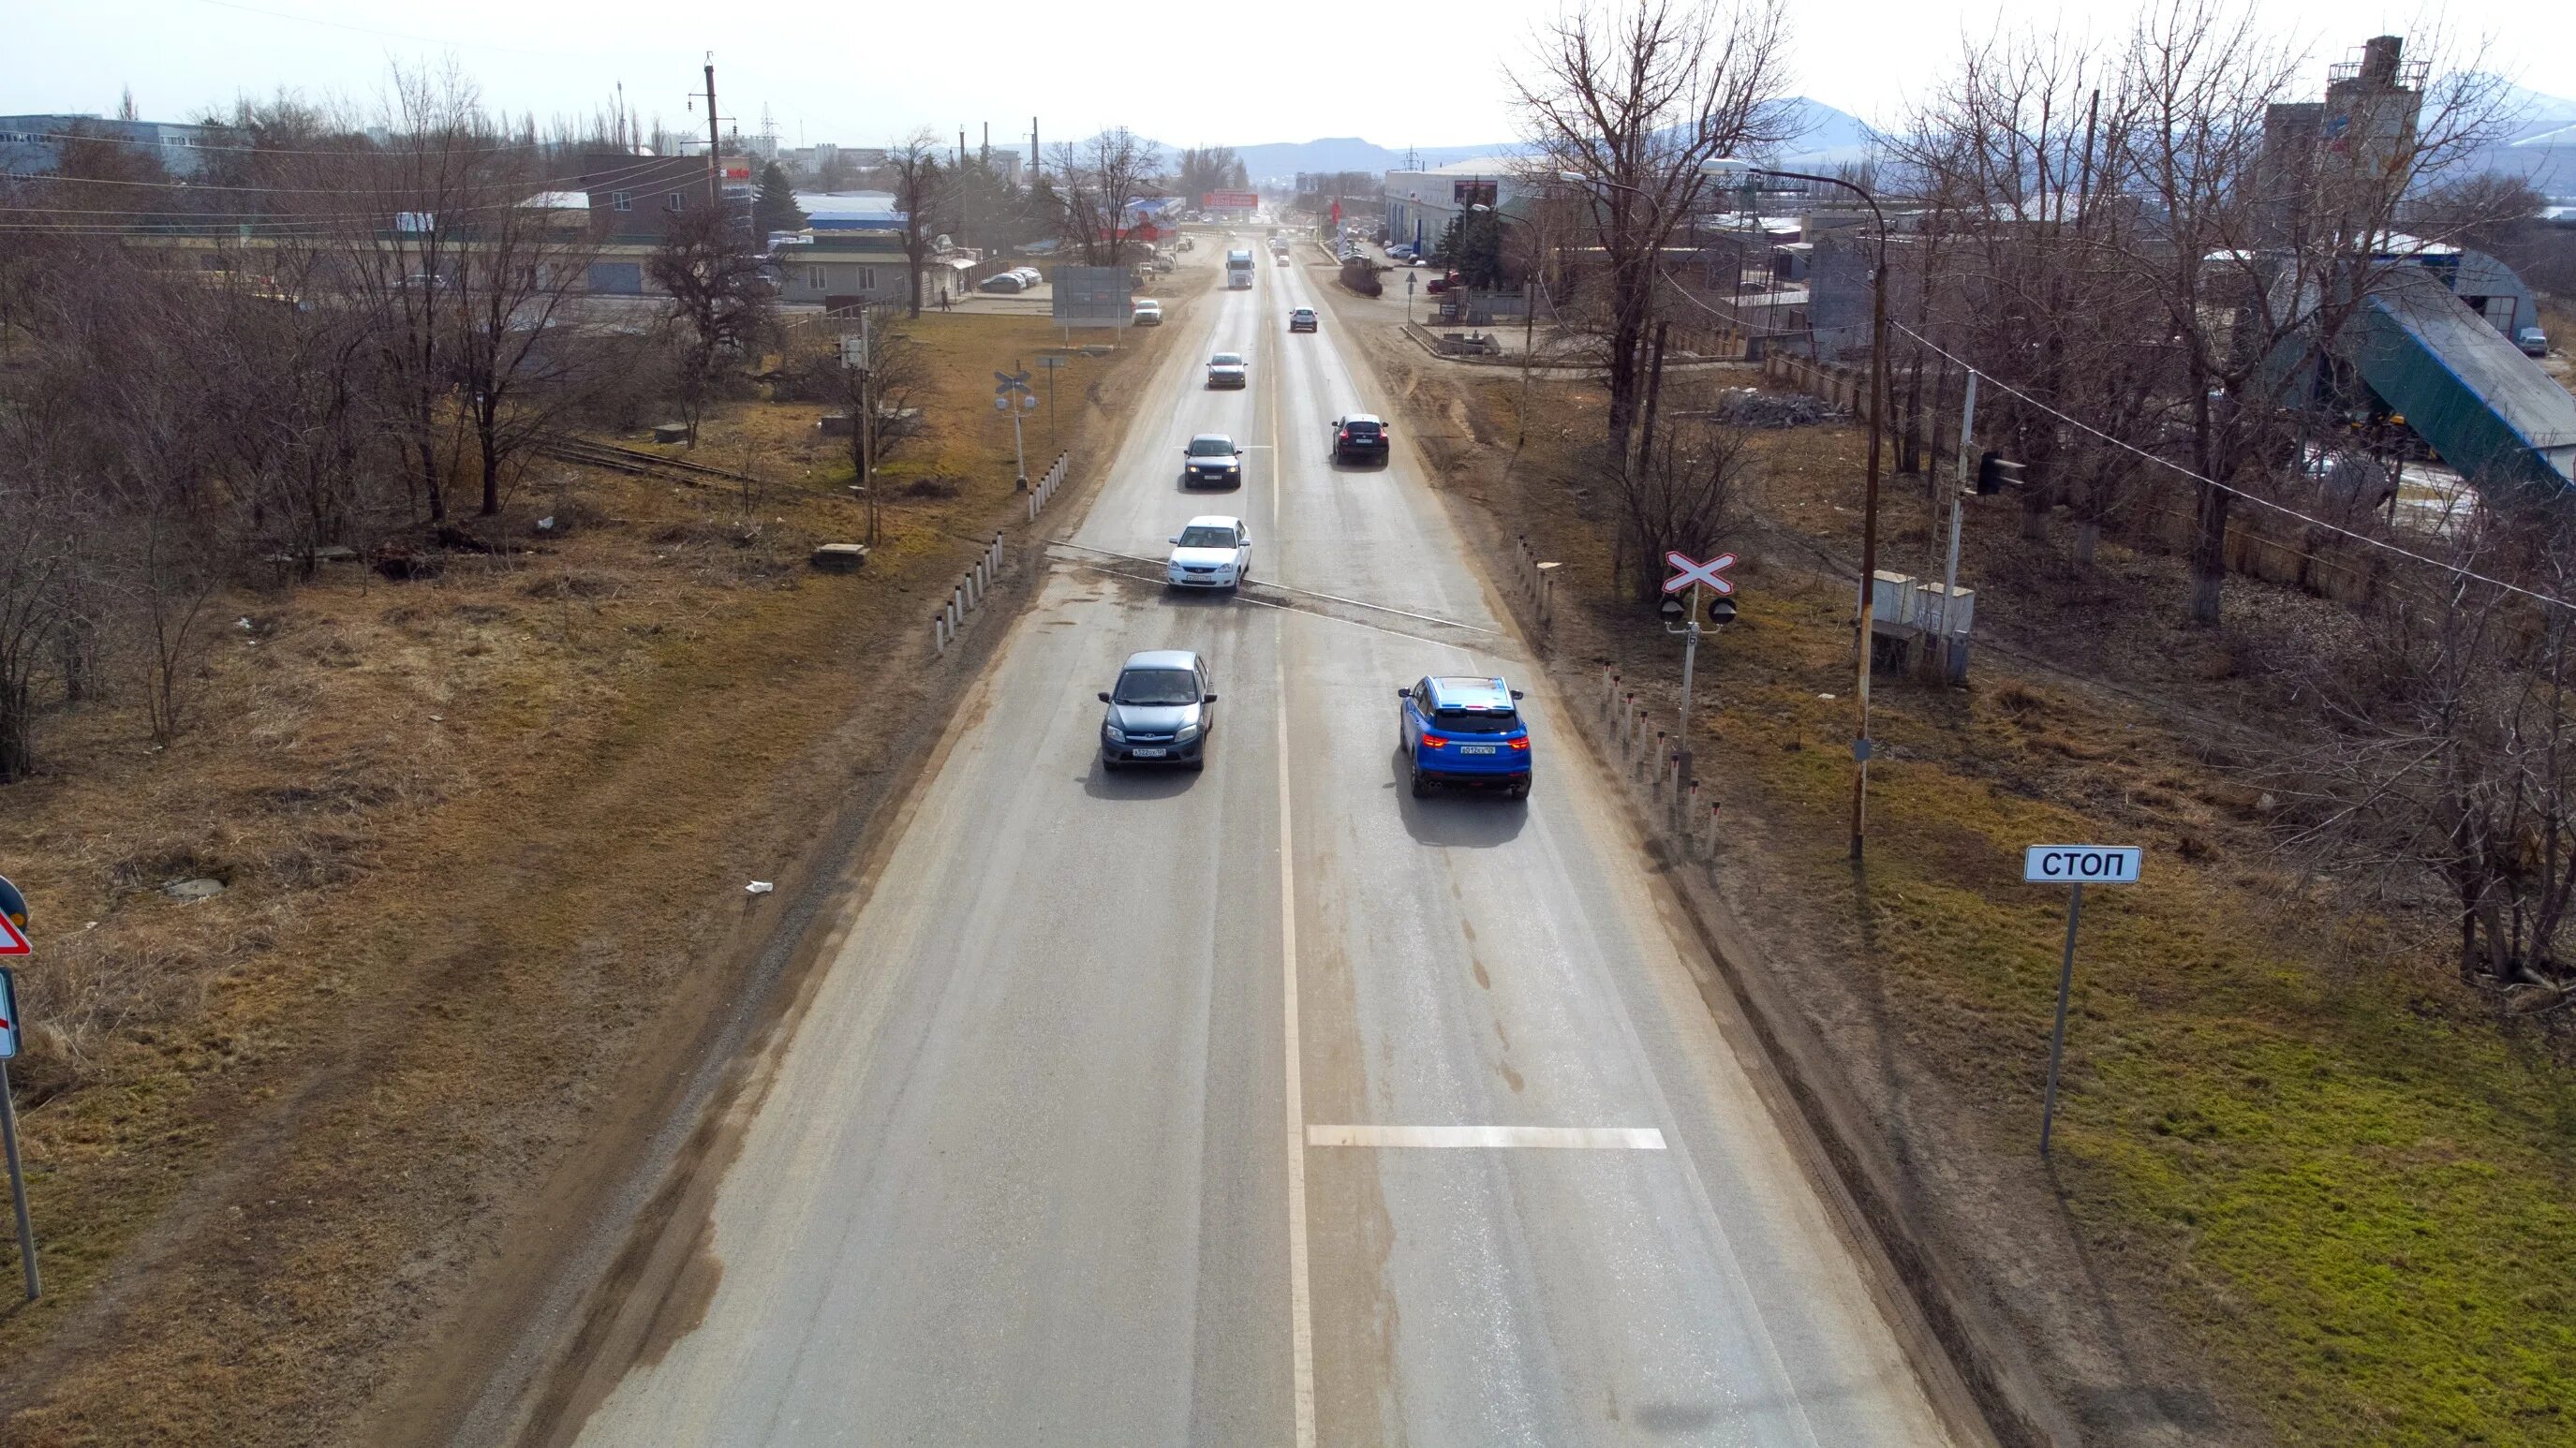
[1203,189,1258,211]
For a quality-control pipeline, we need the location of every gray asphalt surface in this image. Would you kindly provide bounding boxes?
[563,238,1962,1448]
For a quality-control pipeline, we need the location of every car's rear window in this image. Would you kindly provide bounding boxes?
[1343,421,1381,436]
[1432,709,1519,734]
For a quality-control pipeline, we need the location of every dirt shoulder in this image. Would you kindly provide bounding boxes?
[1314,271,2576,1448]
[0,288,1199,1444]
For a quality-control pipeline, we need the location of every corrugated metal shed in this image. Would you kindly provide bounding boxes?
[2347,266,2576,486]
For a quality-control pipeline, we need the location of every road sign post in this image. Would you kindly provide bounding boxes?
[1036,354,1068,445]
[0,876,37,1299]
[1662,553,1737,790]
[2022,845,2142,1158]
[995,364,1037,489]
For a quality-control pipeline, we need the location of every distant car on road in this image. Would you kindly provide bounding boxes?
[2519,325,2552,358]
[1182,433,1244,488]
[1165,515,1251,590]
[1100,650,1218,772]
[1330,413,1389,465]
[1289,307,1318,332]
[1206,351,1248,389]
[1398,675,1531,799]
[1133,298,1163,326]
[1425,273,1464,293]
[978,272,1028,293]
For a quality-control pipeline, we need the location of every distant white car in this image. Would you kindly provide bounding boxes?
[1167,515,1251,589]
[1206,351,1248,389]
[1133,298,1163,326]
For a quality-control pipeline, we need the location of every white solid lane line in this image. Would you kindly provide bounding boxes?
[1277,613,1319,1448]
[1306,1126,1670,1151]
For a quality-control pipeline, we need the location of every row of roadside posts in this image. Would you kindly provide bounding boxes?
[1,873,36,1300]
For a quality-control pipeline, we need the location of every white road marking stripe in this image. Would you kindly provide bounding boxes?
[1306,1125,1669,1150]
[1276,630,1317,1448]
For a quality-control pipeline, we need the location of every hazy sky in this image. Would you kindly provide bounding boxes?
[14,0,2571,151]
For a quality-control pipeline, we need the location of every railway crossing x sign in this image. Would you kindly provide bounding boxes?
[1663,552,1736,596]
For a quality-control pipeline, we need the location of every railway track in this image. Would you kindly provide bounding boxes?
[534,435,767,487]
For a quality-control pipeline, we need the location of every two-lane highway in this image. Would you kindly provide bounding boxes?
[551,240,1966,1447]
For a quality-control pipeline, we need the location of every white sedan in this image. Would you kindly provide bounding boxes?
[1165,516,1251,590]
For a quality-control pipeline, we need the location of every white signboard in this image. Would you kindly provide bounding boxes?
[2022,845,2141,885]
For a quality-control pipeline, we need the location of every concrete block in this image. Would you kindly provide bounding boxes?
[809,543,869,573]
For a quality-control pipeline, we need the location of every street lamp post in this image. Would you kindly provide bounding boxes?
[1562,160,1888,858]
[1716,163,1889,863]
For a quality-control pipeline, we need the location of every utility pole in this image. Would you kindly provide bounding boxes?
[703,54,720,209]
[1850,228,1888,861]
[982,122,990,167]
[1727,166,1890,863]
[1030,116,1040,179]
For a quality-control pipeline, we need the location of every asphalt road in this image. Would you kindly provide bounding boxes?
[560,250,1963,1447]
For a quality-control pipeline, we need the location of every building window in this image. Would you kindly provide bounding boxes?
[612,190,631,212]
[666,191,685,212]
[808,267,825,291]
[854,267,876,291]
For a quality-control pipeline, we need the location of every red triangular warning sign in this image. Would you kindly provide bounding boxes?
[0,914,28,955]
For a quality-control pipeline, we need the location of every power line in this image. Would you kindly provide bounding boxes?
[1883,317,2576,614]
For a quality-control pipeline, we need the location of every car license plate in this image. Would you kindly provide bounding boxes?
[1132,747,1168,759]
[1461,745,1497,755]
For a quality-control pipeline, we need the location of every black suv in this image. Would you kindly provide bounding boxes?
[1330,414,1389,465]
[1182,433,1245,488]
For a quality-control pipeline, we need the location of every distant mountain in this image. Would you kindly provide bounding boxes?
[2461,83,2576,199]
[1203,97,1874,184]
[2495,81,2576,145]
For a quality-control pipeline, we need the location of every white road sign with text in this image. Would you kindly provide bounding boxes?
[2022,846,2142,885]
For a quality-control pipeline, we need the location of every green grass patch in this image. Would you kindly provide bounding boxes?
[1709,573,2576,1446]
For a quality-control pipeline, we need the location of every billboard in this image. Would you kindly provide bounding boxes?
[1451,179,1498,209]
[1051,265,1133,328]
[1203,189,1259,211]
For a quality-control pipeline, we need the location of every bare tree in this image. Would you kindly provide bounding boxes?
[2111,2,2508,625]
[1887,30,2173,562]
[826,303,927,548]
[2270,509,2576,1001]
[1515,0,1791,477]
[0,470,77,780]
[885,131,943,318]
[1613,415,1760,599]
[649,203,774,446]
[452,158,599,514]
[1048,128,1162,267]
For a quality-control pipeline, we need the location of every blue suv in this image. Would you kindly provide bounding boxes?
[1397,675,1531,799]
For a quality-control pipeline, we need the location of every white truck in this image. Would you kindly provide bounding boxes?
[1225,248,1254,289]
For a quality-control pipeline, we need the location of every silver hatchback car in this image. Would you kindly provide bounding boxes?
[1099,649,1218,771]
